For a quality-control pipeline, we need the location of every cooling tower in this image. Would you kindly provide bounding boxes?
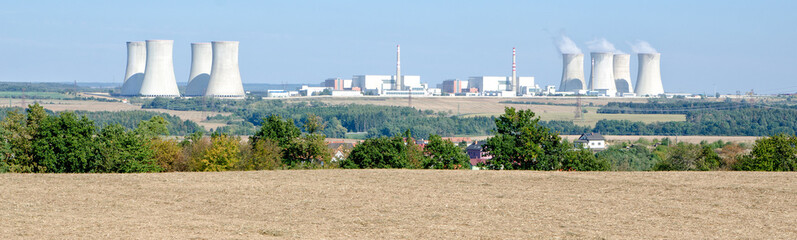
[185,43,212,96]
[139,40,180,97]
[120,41,146,96]
[559,54,585,92]
[634,53,664,96]
[613,54,632,94]
[205,41,245,98]
[589,52,616,95]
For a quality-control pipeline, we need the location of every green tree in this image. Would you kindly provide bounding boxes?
[135,116,170,138]
[250,115,300,148]
[653,142,721,171]
[343,136,408,168]
[32,112,98,173]
[95,124,161,173]
[483,107,567,170]
[423,134,469,169]
[735,134,797,171]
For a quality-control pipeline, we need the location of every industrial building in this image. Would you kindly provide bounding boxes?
[322,78,353,90]
[441,79,468,94]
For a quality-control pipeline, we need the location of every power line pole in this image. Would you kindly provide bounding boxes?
[575,93,583,120]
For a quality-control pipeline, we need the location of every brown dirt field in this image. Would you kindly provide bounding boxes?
[3,98,229,131]
[1,170,794,239]
[561,135,762,144]
[295,96,648,117]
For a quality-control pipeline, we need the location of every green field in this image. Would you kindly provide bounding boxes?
[0,91,72,99]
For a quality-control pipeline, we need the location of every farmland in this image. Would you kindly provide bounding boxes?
[1,170,795,239]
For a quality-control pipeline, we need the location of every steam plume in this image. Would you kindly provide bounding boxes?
[630,40,658,53]
[587,38,625,54]
[555,34,582,54]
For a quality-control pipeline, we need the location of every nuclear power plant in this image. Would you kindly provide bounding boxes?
[204,41,245,98]
[121,40,245,98]
[120,41,146,96]
[117,37,665,98]
[559,53,585,92]
[613,54,632,94]
[635,53,664,96]
[185,43,212,96]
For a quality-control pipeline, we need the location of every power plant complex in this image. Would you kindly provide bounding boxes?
[121,40,245,98]
[121,38,665,98]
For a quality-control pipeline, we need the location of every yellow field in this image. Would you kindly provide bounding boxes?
[1,170,795,239]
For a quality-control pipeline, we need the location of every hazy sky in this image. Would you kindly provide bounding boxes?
[1,0,796,94]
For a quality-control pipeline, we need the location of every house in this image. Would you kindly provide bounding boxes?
[574,133,606,150]
[466,141,491,170]
[327,142,355,162]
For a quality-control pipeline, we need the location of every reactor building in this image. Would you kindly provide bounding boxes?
[613,53,632,94]
[559,53,585,92]
[634,53,664,96]
[185,42,212,96]
[120,41,146,96]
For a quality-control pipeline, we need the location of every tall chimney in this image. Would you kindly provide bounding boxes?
[396,44,402,90]
[511,47,517,94]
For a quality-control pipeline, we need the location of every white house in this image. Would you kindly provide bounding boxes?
[574,133,606,150]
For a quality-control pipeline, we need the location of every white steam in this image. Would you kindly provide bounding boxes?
[630,40,658,53]
[586,38,625,54]
[554,34,582,54]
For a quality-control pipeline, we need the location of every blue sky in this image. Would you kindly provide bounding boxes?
[1,0,795,94]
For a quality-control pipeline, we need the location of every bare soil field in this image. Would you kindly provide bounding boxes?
[297,96,647,116]
[1,170,794,239]
[561,135,762,144]
[2,98,229,130]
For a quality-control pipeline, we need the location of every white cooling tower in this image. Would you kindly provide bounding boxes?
[205,41,245,98]
[185,43,212,96]
[635,53,664,96]
[120,41,146,96]
[139,40,181,97]
[559,53,585,92]
[589,52,616,95]
[613,54,632,94]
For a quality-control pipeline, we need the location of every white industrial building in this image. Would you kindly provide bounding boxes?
[468,76,536,96]
[352,74,422,95]
[322,78,353,90]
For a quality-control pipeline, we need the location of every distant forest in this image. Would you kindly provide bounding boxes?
[141,98,797,137]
